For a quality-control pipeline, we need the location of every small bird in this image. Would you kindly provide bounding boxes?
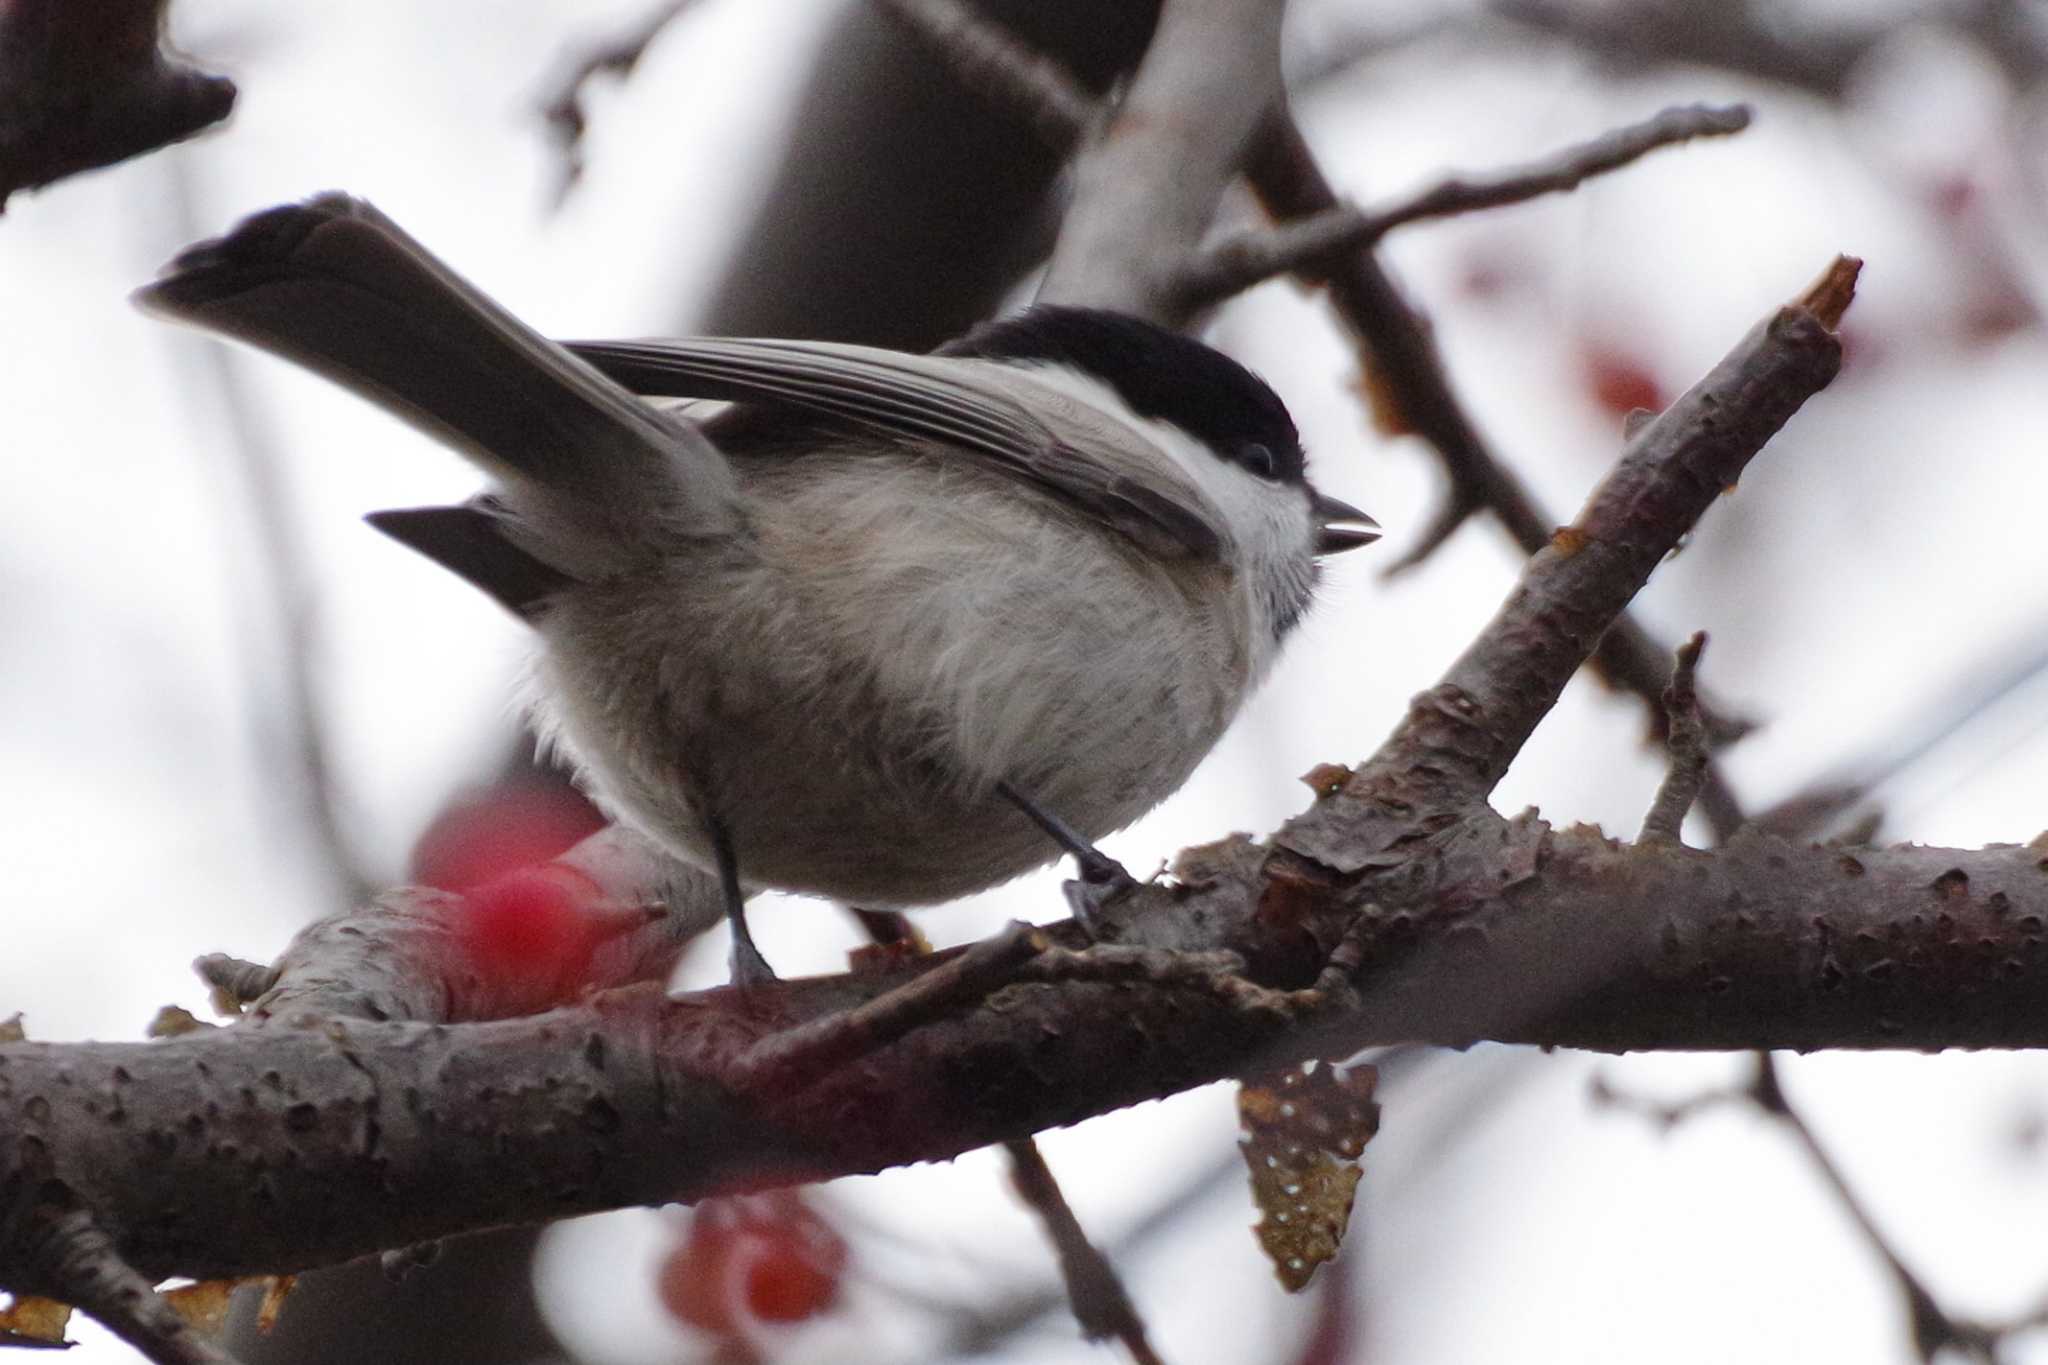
[137,195,1378,984]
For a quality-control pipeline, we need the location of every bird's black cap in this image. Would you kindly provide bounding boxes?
[940,307,1305,485]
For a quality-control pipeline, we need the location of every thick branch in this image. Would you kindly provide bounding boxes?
[6,823,2048,1291]
[1036,0,1284,322]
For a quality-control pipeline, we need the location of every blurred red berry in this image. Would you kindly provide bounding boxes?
[1926,171,1979,221]
[1578,340,1666,419]
[1956,290,2036,347]
[1454,246,1532,304]
[658,1193,849,1342]
[741,1226,845,1323]
[454,867,601,982]
[659,1226,739,1337]
[411,781,605,892]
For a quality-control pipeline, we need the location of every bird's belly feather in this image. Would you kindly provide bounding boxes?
[527,457,1248,907]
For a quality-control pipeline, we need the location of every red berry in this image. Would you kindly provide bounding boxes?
[454,868,599,981]
[656,1195,849,1339]
[1579,341,1666,420]
[740,1229,844,1323]
[411,782,604,893]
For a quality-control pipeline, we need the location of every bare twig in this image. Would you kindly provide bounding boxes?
[1292,258,1852,834]
[1639,631,1709,843]
[13,1209,243,1364]
[847,908,1160,1361]
[537,0,705,203]
[1180,103,1751,306]
[1758,619,2048,840]
[1489,0,1924,100]
[1598,1052,2048,1363]
[0,0,235,210]
[1747,1055,1993,1362]
[873,0,1098,149]
[1587,1069,1746,1132]
[728,921,1048,1093]
[1006,1139,1166,1364]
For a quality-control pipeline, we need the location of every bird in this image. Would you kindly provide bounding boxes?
[136,194,1379,985]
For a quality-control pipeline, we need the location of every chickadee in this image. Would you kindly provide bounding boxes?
[137,194,1378,984]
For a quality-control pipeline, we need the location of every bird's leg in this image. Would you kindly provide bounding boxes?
[995,780,1137,936]
[702,807,777,987]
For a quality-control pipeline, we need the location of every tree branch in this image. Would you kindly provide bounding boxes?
[6,1208,242,1364]
[1036,0,1284,322]
[1179,102,1751,306]
[0,0,234,210]
[1639,631,1709,844]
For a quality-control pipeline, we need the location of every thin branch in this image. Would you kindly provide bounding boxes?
[1598,1050,2048,1363]
[1757,613,2048,839]
[1748,1056,1993,1363]
[1005,1140,1166,1365]
[873,0,1098,150]
[1491,0,1870,101]
[1286,258,1851,844]
[1639,631,1709,844]
[1180,103,1752,306]
[728,921,1048,1092]
[12,1209,243,1364]
[850,909,1163,1363]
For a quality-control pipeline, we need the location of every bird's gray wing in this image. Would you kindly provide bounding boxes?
[566,337,1223,560]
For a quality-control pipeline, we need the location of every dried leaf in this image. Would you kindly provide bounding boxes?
[164,1280,236,1337]
[148,1005,210,1038]
[1238,1061,1380,1291]
[1299,763,1353,798]
[0,1293,73,1345]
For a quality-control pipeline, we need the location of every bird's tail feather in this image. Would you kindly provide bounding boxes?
[136,194,735,536]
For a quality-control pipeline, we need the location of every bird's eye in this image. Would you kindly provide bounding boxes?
[1240,443,1278,479]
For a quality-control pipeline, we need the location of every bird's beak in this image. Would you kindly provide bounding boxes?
[1311,491,1380,555]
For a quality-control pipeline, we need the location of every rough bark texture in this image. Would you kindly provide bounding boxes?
[7,824,2046,1291]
